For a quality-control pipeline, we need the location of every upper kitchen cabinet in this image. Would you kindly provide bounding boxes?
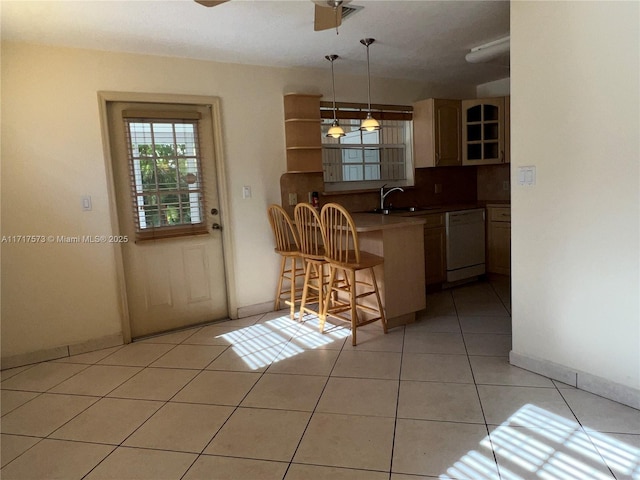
[462,97,507,166]
[283,94,323,172]
[413,99,461,168]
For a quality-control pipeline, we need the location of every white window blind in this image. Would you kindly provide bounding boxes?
[123,111,207,241]
[320,102,413,186]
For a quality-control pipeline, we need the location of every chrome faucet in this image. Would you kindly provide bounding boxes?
[380,184,405,210]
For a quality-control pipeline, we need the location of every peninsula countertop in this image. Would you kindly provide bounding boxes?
[350,213,426,327]
[350,213,426,232]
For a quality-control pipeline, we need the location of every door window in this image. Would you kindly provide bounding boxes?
[123,111,207,240]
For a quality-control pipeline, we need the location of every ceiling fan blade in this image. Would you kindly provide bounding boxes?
[314,4,342,31]
[195,0,229,7]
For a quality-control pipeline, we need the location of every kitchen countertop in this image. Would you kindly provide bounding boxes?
[484,202,511,208]
[350,213,426,232]
[358,204,479,218]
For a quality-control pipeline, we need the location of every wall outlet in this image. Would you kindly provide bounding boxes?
[81,195,92,211]
[288,193,298,206]
[434,183,442,194]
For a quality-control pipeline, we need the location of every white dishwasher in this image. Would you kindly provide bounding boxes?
[446,208,486,282]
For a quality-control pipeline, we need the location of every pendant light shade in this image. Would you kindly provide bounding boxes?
[360,112,380,132]
[327,120,345,138]
[360,38,380,132]
[325,54,345,138]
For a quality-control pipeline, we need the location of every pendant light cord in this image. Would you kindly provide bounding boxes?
[366,43,372,113]
[359,38,379,131]
[331,58,338,120]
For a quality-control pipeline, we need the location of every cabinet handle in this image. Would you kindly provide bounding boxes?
[500,150,505,163]
[435,153,440,165]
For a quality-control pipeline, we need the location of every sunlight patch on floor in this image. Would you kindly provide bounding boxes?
[441,404,640,480]
[216,314,350,370]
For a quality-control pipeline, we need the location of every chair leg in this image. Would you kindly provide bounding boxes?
[369,267,387,334]
[274,255,286,311]
[316,263,324,322]
[299,259,312,321]
[289,256,300,321]
[349,269,358,346]
[320,265,337,334]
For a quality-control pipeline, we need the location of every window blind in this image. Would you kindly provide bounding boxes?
[123,115,208,241]
[319,101,413,121]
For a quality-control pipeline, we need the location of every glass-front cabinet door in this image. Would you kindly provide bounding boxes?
[462,97,505,165]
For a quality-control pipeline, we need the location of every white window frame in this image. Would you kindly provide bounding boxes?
[320,103,414,192]
[123,110,208,241]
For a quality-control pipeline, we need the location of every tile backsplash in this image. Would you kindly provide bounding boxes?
[280,166,489,216]
[477,164,511,203]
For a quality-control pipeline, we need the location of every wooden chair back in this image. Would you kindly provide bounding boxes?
[294,203,325,260]
[320,203,360,265]
[267,204,299,254]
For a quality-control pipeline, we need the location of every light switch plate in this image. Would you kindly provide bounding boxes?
[518,166,536,186]
[288,193,298,206]
[242,186,251,199]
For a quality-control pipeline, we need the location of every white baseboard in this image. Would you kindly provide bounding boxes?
[1,333,124,370]
[1,346,69,370]
[236,300,274,319]
[510,350,640,410]
[1,305,277,371]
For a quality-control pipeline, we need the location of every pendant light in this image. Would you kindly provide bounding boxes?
[359,38,380,132]
[325,54,345,138]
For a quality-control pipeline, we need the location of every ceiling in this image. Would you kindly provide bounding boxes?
[1,0,510,88]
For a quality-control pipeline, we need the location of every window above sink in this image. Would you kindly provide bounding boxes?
[320,102,414,192]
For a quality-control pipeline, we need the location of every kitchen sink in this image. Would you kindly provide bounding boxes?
[369,208,393,215]
[368,206,443,215]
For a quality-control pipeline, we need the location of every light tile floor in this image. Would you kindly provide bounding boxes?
[2,278,639,479]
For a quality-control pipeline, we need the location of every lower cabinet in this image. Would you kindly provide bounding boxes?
[487,206,511,275]
[422,213,446,285]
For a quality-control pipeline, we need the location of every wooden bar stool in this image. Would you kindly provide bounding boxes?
[294,202,327,322]
[267,204,304,320]
[320,203,387,346]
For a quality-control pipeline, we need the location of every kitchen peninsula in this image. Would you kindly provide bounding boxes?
[350,213,426,328]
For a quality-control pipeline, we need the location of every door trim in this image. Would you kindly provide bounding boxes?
[97,91,238,343]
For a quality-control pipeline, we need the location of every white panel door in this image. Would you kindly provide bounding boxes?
[107,101,228,338]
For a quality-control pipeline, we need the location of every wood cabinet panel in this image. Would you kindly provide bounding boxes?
[489,207,511,222]
[424,226,446,284]
[487,205,511,275]
[416,212,446,285]
[462,97,506,166]
[413,99,461,168]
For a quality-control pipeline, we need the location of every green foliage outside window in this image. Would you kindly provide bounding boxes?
[136,143,200,228]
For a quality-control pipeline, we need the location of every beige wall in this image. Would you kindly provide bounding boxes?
[511,2,639,391]
[1,41,474,358]
[476,77,510,97]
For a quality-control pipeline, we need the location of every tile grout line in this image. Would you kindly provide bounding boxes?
[81,314,268,479]
[387,320,407,479]
[454,285,505,480]
[280,311,347,479]
[553,386,619,480]
[6,279,635,479]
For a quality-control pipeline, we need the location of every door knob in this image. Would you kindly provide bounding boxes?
[211,223,222,230]
[210,208,219,215]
